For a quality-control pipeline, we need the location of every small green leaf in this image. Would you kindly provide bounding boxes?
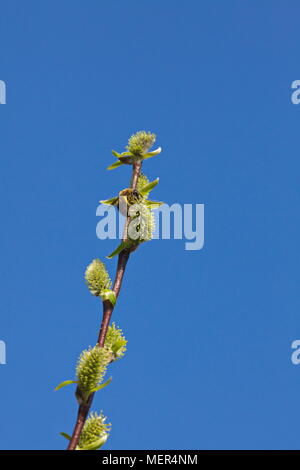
[111,150,132,160]
[54,380,78,391]
[91,376,112,393]
[107,160,124,170]
[107,241,130,259]
[139,178,159,196]
[111,150,121,158]
[101,290,116,306]
[120,151,133,157]
[145,200,164,209]
[60,432,72,441]
[143,147,162,159]
[100,196,119,206]
[78,435,108,451]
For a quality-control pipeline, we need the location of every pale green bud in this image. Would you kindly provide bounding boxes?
[105,323,127,360]
[136,173,150,193]
[76,345,111,401]
[85,259,111,297]
[128,203,155,243]
[126,131,156,157]
[78,412,111,450]
[107,132,161,170]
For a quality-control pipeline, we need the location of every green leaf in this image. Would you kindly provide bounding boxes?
[139,178,159,196]
[107,241,130,259]
[91,376,112,393]
[101,290,116,306]
[145,200,164,209]
[107,160,124,170]
[54,380,78,391]
[78,435,108,451]
[111,150,132,160]
[60,432,72,441]
[100,196,119,206]
[120,151,133,157]
[143,147,162,159]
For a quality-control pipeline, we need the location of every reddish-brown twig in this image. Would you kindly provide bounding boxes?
[67,162,141,450]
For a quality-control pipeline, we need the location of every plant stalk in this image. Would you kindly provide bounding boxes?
[67,161,141,450]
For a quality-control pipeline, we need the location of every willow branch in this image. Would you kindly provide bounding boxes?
[67,161,142,450]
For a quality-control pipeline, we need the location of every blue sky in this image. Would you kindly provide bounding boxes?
[0,0,300,450]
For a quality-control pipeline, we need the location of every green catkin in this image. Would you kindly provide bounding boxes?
[128,201,155,243]
[136,173,150,193]
[126,131,156,157]
[85,259,111,297]
[78,412,111,449]
[76,324,127,400]
[105,322,127,360]
[76,345,111,400]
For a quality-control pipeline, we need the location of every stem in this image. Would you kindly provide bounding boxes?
[131,160,141,189]
[67,161,141,450]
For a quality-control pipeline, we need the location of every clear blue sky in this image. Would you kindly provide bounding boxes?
[0,0,300,450]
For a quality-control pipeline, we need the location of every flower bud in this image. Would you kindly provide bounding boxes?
[78,412,111,450]
[105,323,127,360]
[127,131,156,157]
[136,173,150,193]
[128,203,155,242]
[76,345,111,401]
[85,259,111,297]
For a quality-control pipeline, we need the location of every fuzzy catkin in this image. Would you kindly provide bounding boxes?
[76,345,111,399]
[78,412,111,449]
[126,131,156,157]
[85,259,111,297]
